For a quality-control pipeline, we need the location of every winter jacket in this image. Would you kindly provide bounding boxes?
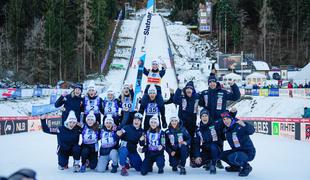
[165,126,191,154]
[118,125,144,153]
[99,126,119,156]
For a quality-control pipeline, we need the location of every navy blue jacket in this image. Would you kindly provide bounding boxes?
[224,120,256,155]
[139,93,166,122]
[99,127,119,156]
[173,87,199,122]
[118,125,144,153]
[198,83,240,120]
[41,119,80,151]
[165,126,191,154]
[193,120,224,158]
[55,92,83,124]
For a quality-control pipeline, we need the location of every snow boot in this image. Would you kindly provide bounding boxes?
[158,168,164,174]
[203,160,211,171]
[111,165,118,173]
[79,165,86,173]
[210,165,216,174]
[73,161,80,172]
[239,163,252,177]
[58,165,68,170]
[216,160,224,169]
[190,158,197,168]
[172,166,178,172]
[121,167,128,176]
[225,166,241,172]
[179,167,186,175]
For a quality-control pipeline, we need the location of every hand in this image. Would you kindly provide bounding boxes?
[61,107,66,112]
[195,157,202,165]
[158,145,163,151]
[162,63,167,69]
[237,120,246,127]
[169,88,174,94]
[62,91,68,97]
[180,141,187,146]
[76,122,83,128]
[140,134,145,141]
[138,147,143,153]
[116,130,123,136]
[138,60,142,65]
[129,84,133,90]
[40,114,47,120]
[171,151,176,157]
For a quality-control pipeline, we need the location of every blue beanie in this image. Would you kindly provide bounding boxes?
[208,73,217,84]
[200,108,210,118]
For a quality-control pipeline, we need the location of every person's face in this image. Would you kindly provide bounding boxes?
[86,118,95,126]
[152,64,158,70]
[149,93,156,100]
[185,88,193,97]
[209,81,217,89]
[88,89,96,97]
[201,114,209,124]
[223,117,232,127]
[133,118,141,128]
[67,121,77,129]
[150,120,158,129]
[170,119,178,128]
[105,121,113,130]
[123,88,130,95]
[74,88,81,96]
[108,93,114,100]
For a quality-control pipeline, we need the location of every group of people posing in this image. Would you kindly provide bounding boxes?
[41,60,256,177]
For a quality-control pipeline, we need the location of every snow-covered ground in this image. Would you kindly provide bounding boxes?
[234,96,309,118]
[1,132,309,180]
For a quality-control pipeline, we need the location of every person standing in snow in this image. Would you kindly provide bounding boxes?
[172,81,199,163]
[198,73,240,168]
[102,89,122,126]
[139,84,167,130]
[81,81,103,124]
[119,83,135,127]
[139,116,166,175]
[116,113,145,176]
[165,115,191,175]
[55,83,83,125]
[220,110,256,177]
[40,111,81,172]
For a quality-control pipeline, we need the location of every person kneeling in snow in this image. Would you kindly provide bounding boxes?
[165,115,191,175]
[220,110,256,177]
[139,84,167,130]
[40,111,81,172]
[79,111,100,172]
[193,109,224,174]
[140,116,166,175]
[96,115,119,173]
[116,113,144,176]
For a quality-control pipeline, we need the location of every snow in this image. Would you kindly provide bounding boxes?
[293,63,310,82]
[223,73,242,81]
[233,96,310,118]
[0,132,309,180]
[252,61,270,71]
[246,72,267,79]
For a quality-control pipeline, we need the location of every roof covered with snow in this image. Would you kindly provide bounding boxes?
[252,61,270,71]
[246,72,267,79]
[223,72,242,80]
[293,63,310,81]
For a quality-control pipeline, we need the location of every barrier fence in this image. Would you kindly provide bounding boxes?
[0,88,71,100]
[240,88,310,98]
[1,116,309,143]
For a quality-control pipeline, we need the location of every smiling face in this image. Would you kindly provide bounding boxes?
[74,88,81,96]
[67,121,77,130]
[86,118,95,127]
[150,120,158,129]
[185,88,193,97]
[170,119,178,128]
[104,121,113,130]
[223,117,232,127]
[201,114,209,124]
[133,118,141,128]
[107,93,114,100]
[149,93,156,100]
[152,64,159,70]
[209,81,217,89]
[88,89,96,97]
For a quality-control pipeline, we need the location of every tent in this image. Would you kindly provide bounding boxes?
[246,72,267,85]
[223,73,242,83]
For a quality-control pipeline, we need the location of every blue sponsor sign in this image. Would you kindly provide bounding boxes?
[12,88,22,99]
[33,88,42,97]
[252,89,259,96]
[50,89,58,104]
[268,88,279,97]
[32,104,59,116]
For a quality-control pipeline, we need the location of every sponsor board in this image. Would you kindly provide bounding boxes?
[28,119,42,132]
[246,121,271,135]
[300,123,310,142]
[279,122,296,140]
[259,89,269,97]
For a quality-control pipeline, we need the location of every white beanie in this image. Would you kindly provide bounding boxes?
[148,84,157,95]
[87,80,96,92]
[105,115,114,125]
[107,89,115,96]
[169,114,179,123]
[152,60,159,66]
[65,111,77,127]
[149,115,159,126]
[86,111,96,122]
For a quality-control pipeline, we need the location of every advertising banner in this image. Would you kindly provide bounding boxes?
[33,88,42,97]
[268,88,279,97]
[218,54,242,70]
[0,118,28,135]
[28,119,42,132]
[246,120,271,135]
[252,89,259,96]
[300,123,310,142]
[32,104,59,116]
[259,89,269,96]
